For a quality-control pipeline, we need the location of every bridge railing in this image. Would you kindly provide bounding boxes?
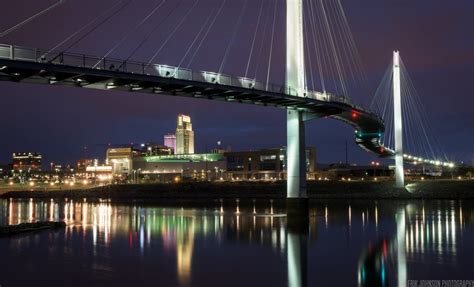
[0,43,355,106]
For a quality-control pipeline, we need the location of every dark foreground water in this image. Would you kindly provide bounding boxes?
[0,199,473,287]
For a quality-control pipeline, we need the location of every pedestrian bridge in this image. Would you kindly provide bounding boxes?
[0,43,393,158]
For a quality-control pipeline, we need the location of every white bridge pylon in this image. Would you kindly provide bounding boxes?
[286,0,307,199]
[393,51,405,188]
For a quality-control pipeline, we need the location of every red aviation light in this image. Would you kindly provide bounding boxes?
[352,111,358,119]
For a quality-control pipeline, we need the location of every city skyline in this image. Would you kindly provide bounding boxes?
[0,0,472,166]
[0,2,473,286]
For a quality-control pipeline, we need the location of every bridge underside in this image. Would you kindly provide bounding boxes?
[0,58,393,159]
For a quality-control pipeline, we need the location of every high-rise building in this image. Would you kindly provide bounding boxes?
[164,134,177,154]
[175,114,194,154]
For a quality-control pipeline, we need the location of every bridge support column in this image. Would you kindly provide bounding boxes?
[287,112,307,195]
[287,110,308,217]
[393,51,405,188]
[286,0,308,217]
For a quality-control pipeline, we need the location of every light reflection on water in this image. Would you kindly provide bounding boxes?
[0,199,472,287]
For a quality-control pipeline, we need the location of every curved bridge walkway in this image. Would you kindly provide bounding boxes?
[0,43,401,161]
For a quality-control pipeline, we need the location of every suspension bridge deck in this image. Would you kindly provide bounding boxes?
[0,44,392,158]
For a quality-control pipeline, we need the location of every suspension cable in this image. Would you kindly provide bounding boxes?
[218,0,249,74]
[125,0,182,62]
[0,0,66,38]
[177,5,218,69]
[50,0,132,61]
[244,0,265,79]
[93,0,167,68]
[252,1,271,80]
[185,0,227,68]
[320,0,348,98]
[146,0,200,66]
[43,0,130,58]
[265,0,278,91]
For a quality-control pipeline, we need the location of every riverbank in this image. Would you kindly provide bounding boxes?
[0,222,66,237]
[0,180,473,201]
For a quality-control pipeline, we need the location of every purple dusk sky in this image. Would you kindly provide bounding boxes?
[0,0,473,166]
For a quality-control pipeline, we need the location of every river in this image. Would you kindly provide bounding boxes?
[0,199,473,286]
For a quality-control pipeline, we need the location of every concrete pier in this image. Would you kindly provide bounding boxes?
[286,197,309,225]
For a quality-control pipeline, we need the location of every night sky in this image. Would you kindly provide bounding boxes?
[0,0,473,166]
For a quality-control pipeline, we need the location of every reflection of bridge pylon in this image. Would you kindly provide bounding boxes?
[396,208,407,287]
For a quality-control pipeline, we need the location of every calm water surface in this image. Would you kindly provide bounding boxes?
[0,199,473,287]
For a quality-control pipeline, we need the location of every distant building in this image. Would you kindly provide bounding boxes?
[133,153,226,182]
[0,164,11,178]
[76,158,95,172]
[211,148,226,154]
[50,164,75,176]
[140,143,173,156]
[106,147,136,175]
[224,147,317,180]
[176,114,194,154]
[164,134,177,154]
[85,165,113,181]
[12,152,42,173]
[210,141,227,155]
